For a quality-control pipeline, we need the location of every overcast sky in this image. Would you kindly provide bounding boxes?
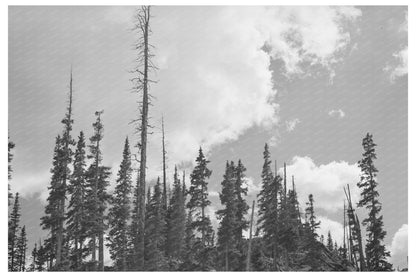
[9,6,407,268]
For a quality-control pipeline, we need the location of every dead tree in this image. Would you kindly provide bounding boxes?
[344,184,366,271]
[161,116,167,210]
[131,6,156,270]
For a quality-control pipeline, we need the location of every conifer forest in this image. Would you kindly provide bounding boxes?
[8,5,408,272]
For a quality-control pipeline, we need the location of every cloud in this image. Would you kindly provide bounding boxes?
[384,11,407,82]
[145,6,361,168]
[286,118,301,132]
[386,46,408,82]
[11,171,51,203]
[316,216,344,246]
[388,224,408,269]
[328,109,346,119]
[280,156,360,212]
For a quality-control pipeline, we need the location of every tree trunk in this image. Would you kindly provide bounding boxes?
[246,200,255,271]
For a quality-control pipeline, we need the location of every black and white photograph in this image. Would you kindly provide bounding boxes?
[7,3,409,272]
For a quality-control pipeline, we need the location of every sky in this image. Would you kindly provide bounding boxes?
[8,6,408,269]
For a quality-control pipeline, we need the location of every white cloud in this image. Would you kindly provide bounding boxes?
[386,46,408,81]
[388,224,408,269]
[11,171,50,203]
[328,109,346,119]
[385,11,407,82]
[144,6,361,167]
[280,156,360,212]
[316,216,344,246]
[286,118,301,132]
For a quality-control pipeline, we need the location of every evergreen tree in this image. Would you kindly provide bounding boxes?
[15,226,28,271]
[234,160,250,249]
[144,179,168,270]
[85,110,111,271]
[8,192,21,271]
[357,133,392,271]
[40,72,75,269]
[107,138,133,271]
[299,194,322,270]
[186,147,215,270]
[217,161,238,271]
[8,137,15,206]
[28,243,37,272]
[66,131,88,270]
[166,166,186,266]
[257,144,281,270]
[35,243,47,271]
[216,160,249,271]
[305,194,320,236]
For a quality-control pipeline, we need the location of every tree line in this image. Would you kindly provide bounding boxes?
[8,6,393,271]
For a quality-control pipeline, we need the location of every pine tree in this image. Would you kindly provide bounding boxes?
[35,243,47,271]
[357,133,392,271]
[15,226,28,271]
[166,166,186,266]
[107,138,133,271]
[8,193,21,271]
[234,160,250,246]
[217,161,238,271]
[257,144,281,270]
[40,71,75,270]
[8,137,15,206]
[186,147,215,270]
[66,131,88,270]
[300,194,322,270]
[28,243,37,271]
[85,110,110,271]
[144,178,168,270]
[216,160,249,271]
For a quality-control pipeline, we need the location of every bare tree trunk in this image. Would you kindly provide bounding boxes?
[246,200,255,271]
[133,6,153,270]
[98,226,104,271]
[162,116,167,210]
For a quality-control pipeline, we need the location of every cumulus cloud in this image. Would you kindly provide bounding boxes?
[328,109,346,119]
[388,224,408,269]
[144,6,361,166]
[384,11,407,82]
[316,216,344,246]
[279,156,360,212]
[286,118,301,132]
[386,46,408,81]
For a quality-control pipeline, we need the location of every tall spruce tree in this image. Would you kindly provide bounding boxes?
[66,131,88,270]
[8,137,15,206]
[8,193,21,271]
[144,179,168,270]
[257,144,281,270]
[15,226,28,271]
[217,161,238,271]
[216,160,249,271]
[40,71,75,269]
[85,110,109,271]
[357,133,392,271]
[186,147,215,270]
[166,166,186,265]
[107,138,133,271]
